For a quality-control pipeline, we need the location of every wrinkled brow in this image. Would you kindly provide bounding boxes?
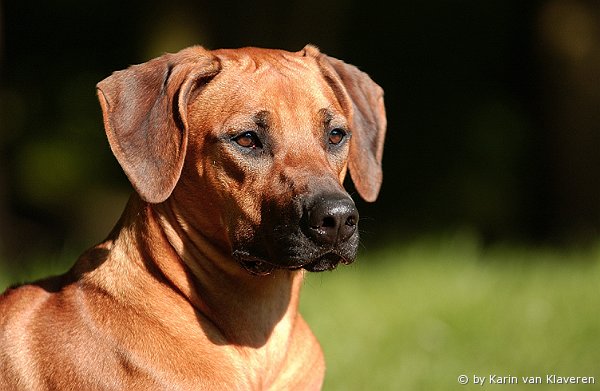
[318,108,335,125]
[253,110,271,128]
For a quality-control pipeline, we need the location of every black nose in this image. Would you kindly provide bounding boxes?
[306,195,359,245]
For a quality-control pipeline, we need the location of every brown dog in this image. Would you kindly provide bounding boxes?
[0,45,385,390]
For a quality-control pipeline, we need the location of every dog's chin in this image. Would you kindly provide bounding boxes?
[302,253,353,272]
[233,251,353,276]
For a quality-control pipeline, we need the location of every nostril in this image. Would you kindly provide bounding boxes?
[345,215,357,227]
[322,216,337,228]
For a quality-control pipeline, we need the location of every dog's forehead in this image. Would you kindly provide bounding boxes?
[212,46,310,67]
[213,48,326,92]
[194,48,344,127]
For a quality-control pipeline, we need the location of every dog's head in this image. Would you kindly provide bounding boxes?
[97,45,386,275]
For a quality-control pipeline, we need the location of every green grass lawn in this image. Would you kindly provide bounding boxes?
[1,234,598,390]
[301,234,600,390]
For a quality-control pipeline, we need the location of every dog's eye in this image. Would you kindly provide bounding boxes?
[328,128,347,145]
[233,131,263,149]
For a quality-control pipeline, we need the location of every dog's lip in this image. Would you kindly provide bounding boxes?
[233,250,350,276]
[303,252,352,272]
[235,253,281,276]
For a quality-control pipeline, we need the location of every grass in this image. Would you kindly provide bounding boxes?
[300,233,600,390]
[1,233,599,390]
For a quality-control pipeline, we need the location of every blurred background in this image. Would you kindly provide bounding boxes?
[1,1,599,389]
[0,0,599,261]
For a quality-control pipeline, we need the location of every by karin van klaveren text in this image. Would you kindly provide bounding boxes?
[458,374,595,386]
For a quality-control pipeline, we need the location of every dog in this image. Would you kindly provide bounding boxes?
[0,45,386,390]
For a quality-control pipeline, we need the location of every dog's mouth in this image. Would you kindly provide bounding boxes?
[234,251,352,276]
[236,254,280,276]
[303,252,353,272]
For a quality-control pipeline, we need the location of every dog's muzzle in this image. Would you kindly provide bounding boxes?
[235,193,360,276]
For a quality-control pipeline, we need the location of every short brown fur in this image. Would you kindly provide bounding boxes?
[0,45,385,390]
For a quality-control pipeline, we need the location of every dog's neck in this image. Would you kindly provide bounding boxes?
[95,195,304,349]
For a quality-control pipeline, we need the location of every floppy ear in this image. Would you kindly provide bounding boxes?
[309,46,387,202]
[96,46,220,203]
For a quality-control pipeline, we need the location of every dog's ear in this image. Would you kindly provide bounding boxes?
[96,47,220,203]
[309,46,386,202]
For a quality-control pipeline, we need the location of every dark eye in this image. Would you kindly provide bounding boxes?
[328,128,347,145]
[233,131,263,149]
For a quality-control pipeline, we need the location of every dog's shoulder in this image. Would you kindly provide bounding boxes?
[0,274,70,328]
[0,276,65,386]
